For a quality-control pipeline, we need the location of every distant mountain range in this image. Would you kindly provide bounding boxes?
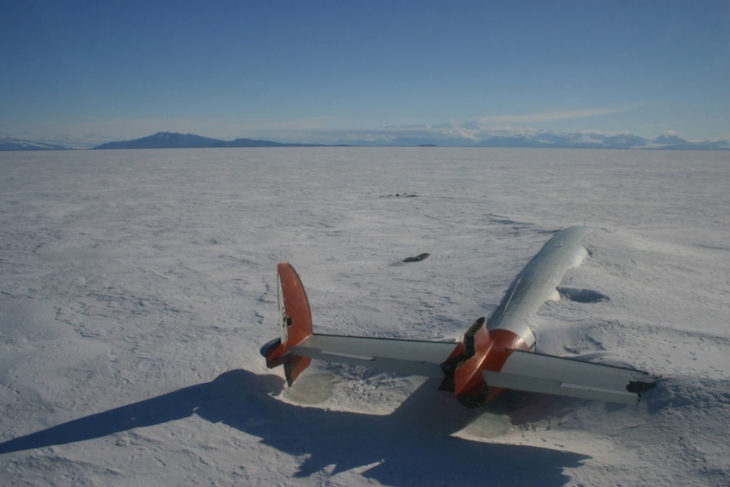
[1,130,728,151]
[93,130,730,150]
[0,138,70,151]
[349,130,730,150]
[93,132,323,149]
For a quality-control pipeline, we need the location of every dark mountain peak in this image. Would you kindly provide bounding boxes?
[93,132,321,149]
[95,132,225,149]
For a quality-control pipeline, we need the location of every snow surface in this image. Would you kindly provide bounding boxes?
[1,147,729,486]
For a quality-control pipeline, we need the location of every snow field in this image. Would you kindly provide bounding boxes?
[1,147,728,486]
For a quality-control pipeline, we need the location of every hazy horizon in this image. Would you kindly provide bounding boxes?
[2,1,729,146]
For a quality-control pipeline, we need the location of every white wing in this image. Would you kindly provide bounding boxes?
[291,334,456,378]
[483,350,654,404]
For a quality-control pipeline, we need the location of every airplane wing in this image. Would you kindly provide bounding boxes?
[290,334,456,378]
[276,331,654,404]
[483,350,655,404]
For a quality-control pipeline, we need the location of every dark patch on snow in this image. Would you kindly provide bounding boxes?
[557,287,609,303]
[403,252,430,263]
[627,380,657,395]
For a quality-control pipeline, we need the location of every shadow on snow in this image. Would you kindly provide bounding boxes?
[0,369,589,485]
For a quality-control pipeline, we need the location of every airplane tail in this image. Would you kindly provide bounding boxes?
[260,262,313,385]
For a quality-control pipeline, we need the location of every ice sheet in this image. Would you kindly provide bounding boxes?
[1,148,728,486]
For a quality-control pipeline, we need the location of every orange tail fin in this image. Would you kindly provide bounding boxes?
[260,262,313,385]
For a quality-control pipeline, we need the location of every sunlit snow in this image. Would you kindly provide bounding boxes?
[1,148,728,486]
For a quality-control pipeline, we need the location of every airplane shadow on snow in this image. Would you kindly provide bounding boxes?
[0,369,589,486]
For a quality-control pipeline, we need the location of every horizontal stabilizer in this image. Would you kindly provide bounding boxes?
[483,350,656,404]
[290,334,457,378]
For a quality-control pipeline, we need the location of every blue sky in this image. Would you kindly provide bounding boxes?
[1,0,729,146]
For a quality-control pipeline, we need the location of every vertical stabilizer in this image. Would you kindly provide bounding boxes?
[261,262,313,385]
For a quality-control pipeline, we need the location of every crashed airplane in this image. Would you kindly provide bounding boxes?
[262,226,656,407]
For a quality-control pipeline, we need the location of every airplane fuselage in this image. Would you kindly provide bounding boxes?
[445,226,592,404]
